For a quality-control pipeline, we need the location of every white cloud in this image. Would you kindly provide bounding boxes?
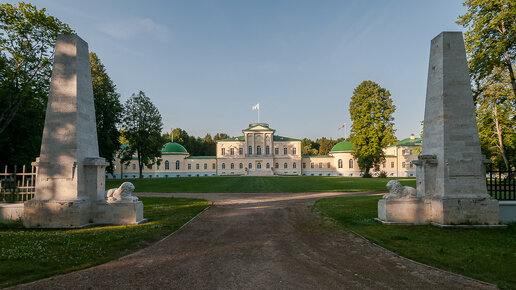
[99,18,171,41]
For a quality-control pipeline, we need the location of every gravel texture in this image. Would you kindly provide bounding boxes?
[11,192,496,290]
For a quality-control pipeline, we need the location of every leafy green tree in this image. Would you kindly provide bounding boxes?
[301,138,318,156]
[349,81,396,175]
[213,133,230,141]
[0,2,72,134]
[203,133,216,155]
[90,52,122,173]
[457,0,516,100]
[476,67,516,170]
[121,91,163,178]
[317,137,337,155]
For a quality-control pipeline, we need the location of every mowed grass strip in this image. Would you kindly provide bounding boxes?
[314,196,516,289]
[0,197,210,288]
[106,176,416,193]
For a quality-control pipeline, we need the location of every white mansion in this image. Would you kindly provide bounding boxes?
[110,123,421,179]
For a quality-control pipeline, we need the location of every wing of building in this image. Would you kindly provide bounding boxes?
[109,123,422,179]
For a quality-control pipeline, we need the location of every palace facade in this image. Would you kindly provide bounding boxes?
[109,123,421,179]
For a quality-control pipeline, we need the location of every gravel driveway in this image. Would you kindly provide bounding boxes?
[12,192,495,289]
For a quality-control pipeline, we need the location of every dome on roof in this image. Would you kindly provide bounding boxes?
[162,142,188,154]
[330,140,353,152]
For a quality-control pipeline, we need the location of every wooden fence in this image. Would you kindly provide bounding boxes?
[0,165,36,203]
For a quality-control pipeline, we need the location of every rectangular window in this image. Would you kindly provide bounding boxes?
[132,164,136,170]
[402,162,406,168]
[212,163,215,169]
[327,162,330,168]
[303,163,306,168]
[284,147,287,155]
[293,148,297,155]
[410,162,413,168]
[196,164,199,170]
[391,162,394,168]
[222,148,225,155]
[230,148,234,155]
[239,148,243,155]
[383,162,386,168]
[310,162,314,169]
[188,164,191,170]
[275,148,279,155]
[318,162,322,169]
[266,146,270,155]
[124,164,128,170]
[204,163,207,170]
[248,146,252,155]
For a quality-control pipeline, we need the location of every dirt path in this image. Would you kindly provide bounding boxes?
[12,192,495,289]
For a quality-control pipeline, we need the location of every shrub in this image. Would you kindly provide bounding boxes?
[378,171,387,178]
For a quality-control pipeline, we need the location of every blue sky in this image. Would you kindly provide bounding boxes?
[11,0,467,140]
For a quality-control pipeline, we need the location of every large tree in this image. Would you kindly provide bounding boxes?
[121,91,163,178]
[90,52,123,173]
[0,2,72,134]
[457,0,516,101]
[349,81,396,175]
[476,67,516,170]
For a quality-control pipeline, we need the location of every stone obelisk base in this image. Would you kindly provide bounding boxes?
[23,199,92,228]
[429,195,500,226]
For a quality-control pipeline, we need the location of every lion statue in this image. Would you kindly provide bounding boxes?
[384,180,417,200]
[106,182,138,203]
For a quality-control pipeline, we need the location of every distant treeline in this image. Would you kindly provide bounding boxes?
[164,128,346,157]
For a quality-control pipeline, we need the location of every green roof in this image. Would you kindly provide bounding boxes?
[394,137,422,146]
[162,142,188,154]
[186,156,216,159]
[273,135,300,141]
[217,136,245,142]
[330,141,353,152]
[302,155,333,158]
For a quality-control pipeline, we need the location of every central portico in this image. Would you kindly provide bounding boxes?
[216,123,302,176]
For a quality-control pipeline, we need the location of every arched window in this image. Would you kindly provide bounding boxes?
[239,163,243,169]
[266,163,270,169]
[338,159,343,168]
[231,163,234,169]
[349,159,353,168]
[249,163,252,169]
[165,160,170,170]
[284,162,288,169]
[257,162,262,169]
[175,160,180,170]
[275,163,279,169]
[256,146,262,155]
[222,163,226,169]
[293,163,297,169]
[248,146,252,155]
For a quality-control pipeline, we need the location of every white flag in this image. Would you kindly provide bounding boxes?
[252,103,260,110]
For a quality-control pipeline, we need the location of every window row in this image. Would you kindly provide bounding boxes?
[221,146,297,155]
[220,162,298,170]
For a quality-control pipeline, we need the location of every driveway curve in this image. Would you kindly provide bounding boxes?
[12,192,495,289]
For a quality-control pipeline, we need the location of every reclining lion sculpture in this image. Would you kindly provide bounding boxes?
[384,180,417,200]
[106,182,138,203]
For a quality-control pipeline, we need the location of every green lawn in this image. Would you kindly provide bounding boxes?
[106,176,416,193]
[0,197,210,288]
[314,196,516,289]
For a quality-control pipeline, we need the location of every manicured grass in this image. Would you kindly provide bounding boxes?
[106,176,416,193]
[0,197,210,288]
[314,196,516,289]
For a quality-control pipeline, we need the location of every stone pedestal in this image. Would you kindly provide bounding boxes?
[378,32,500,226]
[378,199,427,224]
[95,201,144,225]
